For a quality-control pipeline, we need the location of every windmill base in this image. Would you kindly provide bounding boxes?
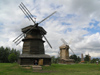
[59,59,74,64]
[18,54,51,65]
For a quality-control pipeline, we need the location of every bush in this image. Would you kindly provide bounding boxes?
[8,53,16,63]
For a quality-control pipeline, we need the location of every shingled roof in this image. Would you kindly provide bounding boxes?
[21,25,47,35]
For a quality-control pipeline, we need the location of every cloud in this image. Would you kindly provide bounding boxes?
[0,0,100,58]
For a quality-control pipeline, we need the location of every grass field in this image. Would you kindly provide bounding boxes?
[0,63,100,75]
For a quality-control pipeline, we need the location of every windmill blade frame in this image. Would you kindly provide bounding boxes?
[19,6,30,21]
[69,47,75,55]
[13,33,23,42]
[40,31,52,48]
[13,25,36,45]
[20,3,35,24]
[16,39,23,45]
[21,2,35,18]
[14,34,24,44]
[42,35,52,48]
[38,11,56,24]
[61,38,68,45]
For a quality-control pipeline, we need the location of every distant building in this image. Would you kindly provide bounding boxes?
[81,53,84,63]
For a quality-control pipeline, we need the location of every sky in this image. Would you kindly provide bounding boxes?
[0,0,100,58]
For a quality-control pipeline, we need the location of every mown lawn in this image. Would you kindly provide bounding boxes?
[0,63,100,75]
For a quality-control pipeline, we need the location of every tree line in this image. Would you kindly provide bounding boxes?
[51,54,81,64]
[0,46,20,63]
[0,45,99,64]
[51,54,100,64]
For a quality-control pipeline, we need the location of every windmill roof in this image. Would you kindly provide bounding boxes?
[59,44,69,48]
[22,25,46,35]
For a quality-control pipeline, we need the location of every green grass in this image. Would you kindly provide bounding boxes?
[0,63,100,75]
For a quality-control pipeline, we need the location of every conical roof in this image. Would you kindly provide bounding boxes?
[59,44,69,49]
[22,25,47,35]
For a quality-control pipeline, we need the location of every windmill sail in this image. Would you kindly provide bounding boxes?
[13,33,23,42]
[69,47,75,55]
[19,3,35,24]
[19,6,30,21]
[38,11,56,24]
[61,38,68,45]
[42,35,52,48]
[21,2,34,18]
[61,38,75,55]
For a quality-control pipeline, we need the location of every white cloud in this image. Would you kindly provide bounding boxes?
[0,0,100,58]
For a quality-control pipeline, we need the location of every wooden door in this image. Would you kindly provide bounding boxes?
[38,59,43,65]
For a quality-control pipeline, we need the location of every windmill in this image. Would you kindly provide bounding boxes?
[61,38,75,55]
[59,38,75,64]
[13,2,56,48]
[14,2,56,65]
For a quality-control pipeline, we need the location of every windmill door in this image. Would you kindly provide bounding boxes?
[38,59,43,65]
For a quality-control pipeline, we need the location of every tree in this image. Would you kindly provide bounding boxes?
[91,58,99,63]
[91,58,96,63]
[77,56,81,62]
[11,48,20,61]
[3,47,10,62]
[70,54,77,62]
[84,55,90,62]
[51,56,56,63]
[0,46,5,62]
[0,46,20,63]
[15,50,20,61]
[8,53,17,63]
[51,56,60,64]
[69,54,81,63]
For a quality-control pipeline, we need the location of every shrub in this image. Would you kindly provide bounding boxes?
[8,53,16,63]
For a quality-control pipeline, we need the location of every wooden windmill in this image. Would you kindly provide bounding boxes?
[13,2,56,65]
[59,38,74,64]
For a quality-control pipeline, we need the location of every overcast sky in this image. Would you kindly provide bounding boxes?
[0,0,100,58]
